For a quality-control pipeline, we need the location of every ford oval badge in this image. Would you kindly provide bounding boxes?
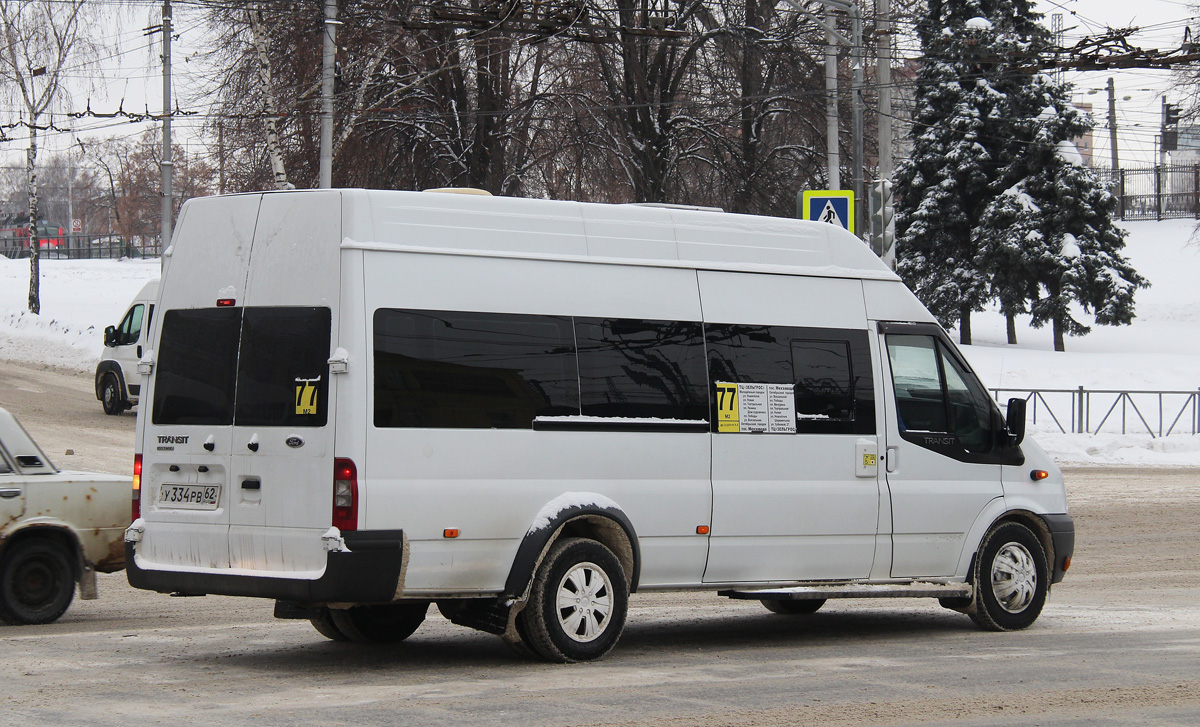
[285,435,305,449]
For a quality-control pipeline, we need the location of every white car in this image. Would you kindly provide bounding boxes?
[0,407,130,624]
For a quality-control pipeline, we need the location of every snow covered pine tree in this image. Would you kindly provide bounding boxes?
[896,0,1050,344]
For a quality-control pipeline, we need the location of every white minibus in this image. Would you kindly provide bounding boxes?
[126,189,1074,662]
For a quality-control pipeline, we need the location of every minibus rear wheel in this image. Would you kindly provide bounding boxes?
[520,537,629,663]
[328,602,430,643]
[309,606,350,641]
[970,522,1048,631]
[761,598,826,615]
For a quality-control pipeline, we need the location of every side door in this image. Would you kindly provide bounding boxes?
[701,272,881,583]
[227,193,341,575]
[109,303,148,395]
[878,323,1018,577]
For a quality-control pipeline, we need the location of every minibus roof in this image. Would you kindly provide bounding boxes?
[211,189,900,282]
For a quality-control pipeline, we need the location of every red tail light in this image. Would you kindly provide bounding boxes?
[332,458,358,531]
[132,454,143,522]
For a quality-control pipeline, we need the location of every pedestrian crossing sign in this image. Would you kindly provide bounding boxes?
[801,190,855,234]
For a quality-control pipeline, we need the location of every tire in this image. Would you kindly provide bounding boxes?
[761,598,826,615]
[100,374,126,416]
[969,522,1049,632]
[309,606,351,641]
[327,602,429,643]
[518,537,629,663]
[0,539,76,625]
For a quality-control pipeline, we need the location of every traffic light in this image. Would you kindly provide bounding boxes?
[1164,103,1181,128]
[1163,103,1182,152]
[869,179,894,261]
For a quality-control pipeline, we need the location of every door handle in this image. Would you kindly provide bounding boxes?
[0,489,21,499]
[241,479,261,490]
[886,445,899,473]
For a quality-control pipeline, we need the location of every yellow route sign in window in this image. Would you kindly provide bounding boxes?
[295,377,320,415]
[716,382,740,433]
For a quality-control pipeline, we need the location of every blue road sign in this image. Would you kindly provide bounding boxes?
[801,190,855,234]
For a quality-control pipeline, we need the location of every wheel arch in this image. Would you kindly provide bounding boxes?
[503,500,640,602]
[95,360,127,402]
[0,523,85,582]
[956,505,1055,585]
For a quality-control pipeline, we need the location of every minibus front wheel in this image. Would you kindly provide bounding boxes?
[519,537,629,663]
[970,521,1049,631]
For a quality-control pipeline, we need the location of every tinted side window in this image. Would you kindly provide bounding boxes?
[374,309,578,429]
[886,333,998,456]
[575,318,708,421]
[235,307,332,427]
[153,308,241,425]
[792,340,855,423]
[707,325,875,434]
[118,304,145,346]
[886,335,948,433]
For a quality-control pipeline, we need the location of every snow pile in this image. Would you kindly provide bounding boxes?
[1,220,1197,467]
[0,255,159,371]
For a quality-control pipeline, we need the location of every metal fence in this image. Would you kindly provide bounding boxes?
[1108,165,1200,221]
[991,387,1200,437]
[0,234,161,260]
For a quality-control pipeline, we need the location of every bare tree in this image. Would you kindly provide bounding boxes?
[0,0,99,313]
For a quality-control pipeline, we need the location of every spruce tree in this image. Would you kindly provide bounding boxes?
[978,73,1147,351]
[895,0,1048,344]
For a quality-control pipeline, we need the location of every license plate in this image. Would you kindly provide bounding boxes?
[158,484,221,510]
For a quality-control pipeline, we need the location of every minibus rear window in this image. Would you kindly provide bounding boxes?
[153,308,241,425]
[235,307,332,427]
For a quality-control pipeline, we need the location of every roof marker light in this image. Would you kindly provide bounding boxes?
[216,298,236,307]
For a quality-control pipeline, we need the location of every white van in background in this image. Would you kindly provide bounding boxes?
[96,279,158,415]
[125,190,1074,662]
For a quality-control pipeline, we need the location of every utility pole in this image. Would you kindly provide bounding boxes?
[161,0,173,251]
[825,9,840,190]
[850,4,864,236]
[876,0,892,183]
[875,0,895,269]
[1107,77,1119,170]
[319,0,337,189]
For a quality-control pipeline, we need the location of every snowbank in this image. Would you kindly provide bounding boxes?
[0,255,159,372]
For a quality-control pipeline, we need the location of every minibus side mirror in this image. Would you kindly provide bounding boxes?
[104,325,118,348]
[1005,397,1027,447]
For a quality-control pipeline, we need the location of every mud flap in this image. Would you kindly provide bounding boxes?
[78,563,98,600]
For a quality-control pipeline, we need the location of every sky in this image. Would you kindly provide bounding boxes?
[2,1,1199,170]
[1033,0,1199,166]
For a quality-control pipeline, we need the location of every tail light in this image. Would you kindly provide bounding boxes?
[132,454,143,522]
[332,458,358,531]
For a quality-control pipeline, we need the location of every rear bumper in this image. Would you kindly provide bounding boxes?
[1040,514,1075,584]
[125,529,405,604]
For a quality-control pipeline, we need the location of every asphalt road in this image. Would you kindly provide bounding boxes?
[1,362,1198,726]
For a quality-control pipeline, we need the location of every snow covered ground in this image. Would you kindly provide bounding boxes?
[1,220,1197,466]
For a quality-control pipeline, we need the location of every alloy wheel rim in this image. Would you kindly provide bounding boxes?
[555,561,613,643]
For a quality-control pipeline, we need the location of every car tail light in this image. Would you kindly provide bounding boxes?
[132,454,142,522]
[332,458,358,531]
